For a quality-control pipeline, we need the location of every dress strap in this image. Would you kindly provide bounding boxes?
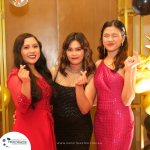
[54,69,59,82]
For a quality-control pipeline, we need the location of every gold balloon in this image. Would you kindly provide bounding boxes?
[143,94,150,115]
[0,85,11,107]
[147,64,150,70]
[135,76,150,95]
[145,41,150,70]
[148,50,150,56]
[137,54,147,69]
[136,68,150,81]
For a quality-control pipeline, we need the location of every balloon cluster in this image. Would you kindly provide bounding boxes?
[136,53,150,114]
[135,34,150,148]
[0,85,11,107]
[135,35,150,115]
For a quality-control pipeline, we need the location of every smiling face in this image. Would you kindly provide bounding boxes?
[21,37,40,67]
[66,40,84,66]
[103,26,125,53]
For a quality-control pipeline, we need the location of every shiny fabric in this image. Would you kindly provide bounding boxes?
[7,67,56,150]
[94,59,134,150]
[52,71,93,150]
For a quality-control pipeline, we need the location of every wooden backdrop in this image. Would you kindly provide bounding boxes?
[0,0,117,149]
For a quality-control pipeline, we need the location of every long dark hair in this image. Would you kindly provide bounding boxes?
[59,32,96,76]
[13,33,56,109]
[97,20,128,72]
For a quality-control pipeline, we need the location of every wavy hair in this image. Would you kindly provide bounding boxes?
[59,32,96,76]
[97,20,128,72]
[13,33,56,109]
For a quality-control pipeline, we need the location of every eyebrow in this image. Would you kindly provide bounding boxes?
[23,43,38,46]
[68,47,81,48]
[104,33,119,35]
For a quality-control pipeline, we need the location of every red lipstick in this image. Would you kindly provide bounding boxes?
[107,43,114,46]
[72,57,78,60]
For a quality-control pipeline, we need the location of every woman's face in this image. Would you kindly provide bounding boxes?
[102,26,124,53]
[21,37,40,67]
[66,40,84,66]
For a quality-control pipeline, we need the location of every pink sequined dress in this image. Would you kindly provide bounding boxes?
[94,59,134,150]
[7,68,56,150]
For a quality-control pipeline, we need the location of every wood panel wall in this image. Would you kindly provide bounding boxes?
[1,1,117,149]
[58,0,118,62]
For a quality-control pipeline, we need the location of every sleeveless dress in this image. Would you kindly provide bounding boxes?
[52,71,93,150]
[7,67,56,150]
[94,59,134,150]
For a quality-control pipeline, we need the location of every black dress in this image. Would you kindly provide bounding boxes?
[53,72,93,150]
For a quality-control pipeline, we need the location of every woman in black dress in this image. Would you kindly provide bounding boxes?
[50,32,96,150]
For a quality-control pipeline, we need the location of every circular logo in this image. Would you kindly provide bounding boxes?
[0,132,31,150]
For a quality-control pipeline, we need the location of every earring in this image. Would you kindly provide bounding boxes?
[122,42,123,46]
[104,47,105,56]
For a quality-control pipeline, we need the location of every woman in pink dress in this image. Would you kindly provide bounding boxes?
[75,20,140,150]
[7,33,57,150]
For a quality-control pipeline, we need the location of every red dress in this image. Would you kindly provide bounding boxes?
[7,68,57,150]
[94,60,134,150]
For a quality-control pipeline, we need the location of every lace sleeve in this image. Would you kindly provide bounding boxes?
[7,74,32,113]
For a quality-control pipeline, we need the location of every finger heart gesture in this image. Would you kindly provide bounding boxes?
[75,71,87,86]
[18,65,30,83]
[126,51,140,71]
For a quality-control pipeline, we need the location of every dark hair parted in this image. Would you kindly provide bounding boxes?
[13,33,56,109]
[59,32,96,76]
[97,20,128,72]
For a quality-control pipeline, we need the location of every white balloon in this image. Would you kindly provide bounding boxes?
[9,0,28,7]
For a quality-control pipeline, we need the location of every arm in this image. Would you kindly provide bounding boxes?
[76,72,97,114]
[7,65,31,113]
[7,75,31,113]
[75,59,102,113]
[18,65,31,99]
[93,60,102,106]
[121,52,140,106]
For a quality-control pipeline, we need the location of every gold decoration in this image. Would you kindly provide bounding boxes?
[136,68,150,81]
[135,35,150,115]
[137,54,147,69]
[145,34,150,41]
[143,94,150,115]
[0,85,11,107]
[135,74,150,95]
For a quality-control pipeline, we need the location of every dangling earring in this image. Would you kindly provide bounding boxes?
[104,47,105,56]
[122,42,123,46]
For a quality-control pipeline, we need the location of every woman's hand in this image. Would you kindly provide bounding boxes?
[18,65,30,83]
[76,71,87,86]
[125,51,140,72]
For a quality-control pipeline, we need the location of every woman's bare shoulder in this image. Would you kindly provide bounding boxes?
[50,66,59,80]
[95,59,102,68]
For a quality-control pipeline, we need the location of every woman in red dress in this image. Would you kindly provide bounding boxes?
[75,20,140,150]
[7,33,57,150]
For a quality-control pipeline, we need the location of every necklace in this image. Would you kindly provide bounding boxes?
[104,58,114,67]
[107,63,113,66]
[68,66,83,73]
